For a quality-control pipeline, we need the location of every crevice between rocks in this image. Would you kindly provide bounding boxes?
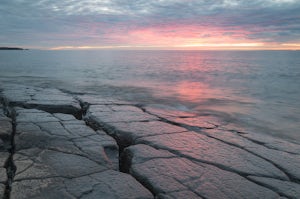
[80,107,156,198]
[3,107,16,199]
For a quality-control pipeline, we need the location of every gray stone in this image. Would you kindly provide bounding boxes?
[204,129,300,181]
[144,106,197,119]
[249,176,300,199]
[0,119,11,137]
[137,131,288,180]
[0,183,5,199]
[77,94,133,105]
[240,132,300,155]
[157,191,202,199]
[11,108,152,198]
[0,152,9,183]
[14,149,107,180]
[87,104,158,124]
[0,84,81,116]
[95,120,187,148]
[15,108,119,169]
[65,170,153,199]
[11,170,153,199]
[0,110,11,147]
[123,144,279,199]
[144,106,222,129]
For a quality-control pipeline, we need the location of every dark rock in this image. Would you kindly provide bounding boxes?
[0,183,5,199]
[0,152,9,183]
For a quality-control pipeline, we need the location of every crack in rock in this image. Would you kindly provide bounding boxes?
[1,86,300,199]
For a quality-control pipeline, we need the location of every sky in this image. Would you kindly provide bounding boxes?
[0,0,300,50]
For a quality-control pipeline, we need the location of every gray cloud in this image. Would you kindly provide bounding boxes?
[0,0,299,48]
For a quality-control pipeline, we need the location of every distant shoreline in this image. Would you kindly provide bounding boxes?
[0,47,28,50]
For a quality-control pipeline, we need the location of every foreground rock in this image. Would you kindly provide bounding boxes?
[81,96,300,198]
[0,84,81,117]
[122,144,281,199]
[11,108,153,199]
[0,104,11,198]
[1,87,300,198]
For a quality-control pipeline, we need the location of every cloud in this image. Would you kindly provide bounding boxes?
[0,0,299,48]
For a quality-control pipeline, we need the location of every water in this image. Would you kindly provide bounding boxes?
[1,50,300,143]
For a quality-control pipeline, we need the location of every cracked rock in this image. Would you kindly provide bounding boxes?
[15,108,119,170]
[144,106,222,129]
[77,94,133,105]
[136,131,288,180]
[204,129,300,181]
[249,176,300,199]
[11,170,153,199]
[0,84,81,116]
[10,108,153,198]
[86,104,158,124]
[123,144,280,199]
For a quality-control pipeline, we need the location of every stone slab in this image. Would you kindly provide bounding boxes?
[0,84,81,116]
[87,104,158,124]
[249,176,300,199]
[137,131,288,180]
[204,129,300,181]
[123,144,280,199]
[15,108,119,169]
[11,170,153,199]
[12,108,153,198]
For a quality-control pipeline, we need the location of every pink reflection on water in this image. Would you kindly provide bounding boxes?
[175,80,227,104]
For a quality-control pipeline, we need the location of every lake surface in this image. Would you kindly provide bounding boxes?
[0,50,300,143]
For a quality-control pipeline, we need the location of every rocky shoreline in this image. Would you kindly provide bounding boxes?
[0,83,299,199]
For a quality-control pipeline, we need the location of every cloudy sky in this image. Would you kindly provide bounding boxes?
[1,0,300,50]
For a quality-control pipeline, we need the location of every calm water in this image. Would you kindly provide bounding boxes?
[0,50,300,143]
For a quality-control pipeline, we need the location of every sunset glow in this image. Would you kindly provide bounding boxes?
[1,0,300,50]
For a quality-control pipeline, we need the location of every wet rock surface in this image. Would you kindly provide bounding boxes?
[1,84,300,198]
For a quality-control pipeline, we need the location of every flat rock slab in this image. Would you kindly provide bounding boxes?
[87,104,158,124]
[204,129,300,181]
[249,176,300,199]
[11,170,153,199]
[84,100,300,198]
[0,84,81,116]
[123,144,280,199]
[77,95,133,105]
[15,108,119,168]
[144,106,220,129]
[136,131,288,180]
[12,108,152,198]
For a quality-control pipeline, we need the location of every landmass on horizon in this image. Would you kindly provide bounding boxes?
[0,47,27,50]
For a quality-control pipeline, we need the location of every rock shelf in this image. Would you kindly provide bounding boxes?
[0,84,300,199]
